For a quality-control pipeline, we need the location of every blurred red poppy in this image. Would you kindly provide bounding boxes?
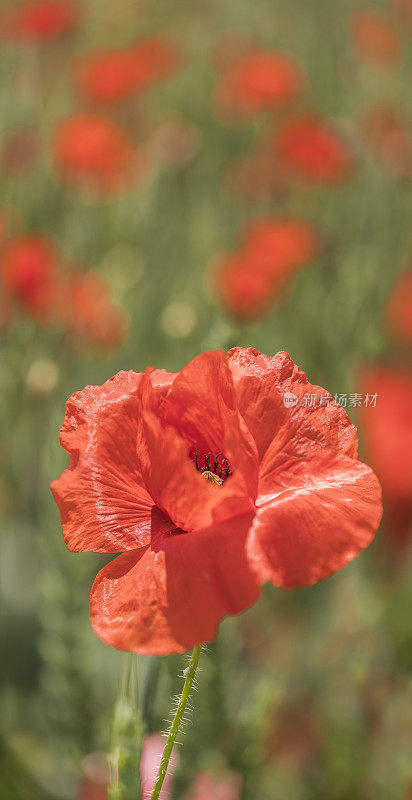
[241,218,319,273]
[215,218,319,319]
[53,113,138,193]
[275,113,355,184]
[1,234,58,321]
[352,12,402,66]
[183,771,242,800]
[386,270,412,348]
[365,104,412,179]
[216,253,275,319]
[62,272,129,351]
[214,49,304,121]
[359,365,412,547]
[2,0,79,41]
[51,348,382,655]
[75,37,179,106]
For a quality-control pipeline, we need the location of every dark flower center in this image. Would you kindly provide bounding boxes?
[192,451,231,486]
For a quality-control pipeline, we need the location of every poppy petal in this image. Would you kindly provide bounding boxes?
[136,373,255,533]
[248,455,382,588]
[161,349,259,500]
[228,348,358,501]
[90,514,259,655]
[51,370,176,552]
[160,350,236,454]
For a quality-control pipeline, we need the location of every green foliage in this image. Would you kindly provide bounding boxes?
[109,656,144,800]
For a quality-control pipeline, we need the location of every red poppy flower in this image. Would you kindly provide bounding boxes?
[215,219,319,319]
[53,113,138,193]
[352,12,402,66]
[51,348,382,655]
[75,38,178,106]
[241,218,318,273]
[275,114,355,183]
[62,272,129,351]
[2,1,78,41]
[386,270,412,348]
[216,253,275,319]
[365,104,412,179]
[1,234,58,320]
[359,365,412,547]
[214,49,304,121]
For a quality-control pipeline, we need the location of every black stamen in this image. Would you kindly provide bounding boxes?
[213,452,222,473]
[221,458,231,479]
[192,450,232,484]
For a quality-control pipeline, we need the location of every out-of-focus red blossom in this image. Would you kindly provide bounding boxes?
[183,771,242,800]
[51,347,382,655]
[75,49,143,106]
[386,270,412,348]
[275,114,355,184]
[216,255,275,319]
[215,218,319,319]
[140,734,178,799]
[77,753,109,800]
[352,11,402,66]
[359,365,412,548]
[62,272,129,351]
[2,1,79,41]
[1,235,58,321]
[0,229,128,351]
[214,49,304,121]
[53,113,138,193]
[240,218,319,272]
[75,38,179,106]
[1,130,38,174]
[365,105,412,179]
